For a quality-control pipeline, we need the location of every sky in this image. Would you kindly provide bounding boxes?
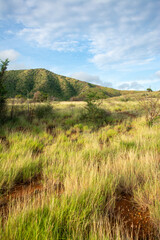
[0,0,160,90]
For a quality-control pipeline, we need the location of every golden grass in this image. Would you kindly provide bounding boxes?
[0,98,160,239]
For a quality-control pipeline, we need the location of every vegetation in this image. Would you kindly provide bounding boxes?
[138,93,160,126]
[33,91,48,102]
[147,88,153,92]
[0,59,9,122]
[2,68,121,100]
[34,104,54,119]
[0,94,160,239]
[81,93,112,127]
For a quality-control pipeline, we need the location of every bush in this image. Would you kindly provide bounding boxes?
[138,93,160,126]
[34,104,54,119]
[82,98,111,127]
[0,59,9,123]
[147,88,153,92]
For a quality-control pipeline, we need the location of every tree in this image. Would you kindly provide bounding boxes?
[147,88,153,92]
[0,59,9,122]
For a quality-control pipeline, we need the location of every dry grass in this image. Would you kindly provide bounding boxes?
[0,98,160,239]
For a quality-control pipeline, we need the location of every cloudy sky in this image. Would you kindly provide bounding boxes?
[0,0,160,90]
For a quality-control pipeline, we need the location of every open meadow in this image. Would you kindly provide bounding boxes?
[1,94,160,239]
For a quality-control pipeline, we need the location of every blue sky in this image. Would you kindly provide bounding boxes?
[0,0,160,90]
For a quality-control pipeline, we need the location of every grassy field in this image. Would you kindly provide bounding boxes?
[0,94,160,239]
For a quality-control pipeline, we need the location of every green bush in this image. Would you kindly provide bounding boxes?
[0,59,9,123]
[34,104,54,119]
[81,98,111,127]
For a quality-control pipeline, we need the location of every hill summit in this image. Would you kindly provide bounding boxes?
[3,68,121,100]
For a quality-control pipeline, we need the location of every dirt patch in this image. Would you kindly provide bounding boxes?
[111,194,158,239]
[0,178,43,225]
[0,177,65,225]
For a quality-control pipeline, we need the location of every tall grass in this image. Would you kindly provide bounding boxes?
[0,99,160,239]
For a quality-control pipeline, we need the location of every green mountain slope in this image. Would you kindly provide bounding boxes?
[3,68,121,100]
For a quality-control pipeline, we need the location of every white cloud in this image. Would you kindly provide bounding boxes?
[71,72,112,87]
[155,71,160,78]
[89,28,160,70]
[1,0,160,68]
[71,72,100,83]
[7,62,28,70]
[0,49,20,61]
[118,81,144,90]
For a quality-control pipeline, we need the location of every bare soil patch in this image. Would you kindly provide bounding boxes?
[0,176,65,225]
[112,193,158,239]
[0,176,43,225]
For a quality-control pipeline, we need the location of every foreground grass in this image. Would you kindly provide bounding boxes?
[0,98,160,239]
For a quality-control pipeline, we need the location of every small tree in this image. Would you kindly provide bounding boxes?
[83,92,111,126]
[138,93,160,126]
[0,59,9,122]
[147,88,153,92]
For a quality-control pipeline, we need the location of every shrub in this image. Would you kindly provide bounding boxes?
[0,59,9,123]
[138,93,160,126]
[82,96,111,127]
[34,104,54,119]
[147,88,153,92]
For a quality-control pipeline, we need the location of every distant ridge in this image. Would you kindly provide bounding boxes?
[3,68,121,100]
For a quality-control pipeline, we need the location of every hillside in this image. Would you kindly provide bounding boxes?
[3,68,121,100]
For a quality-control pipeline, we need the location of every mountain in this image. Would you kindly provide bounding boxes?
[3,68,121,100]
